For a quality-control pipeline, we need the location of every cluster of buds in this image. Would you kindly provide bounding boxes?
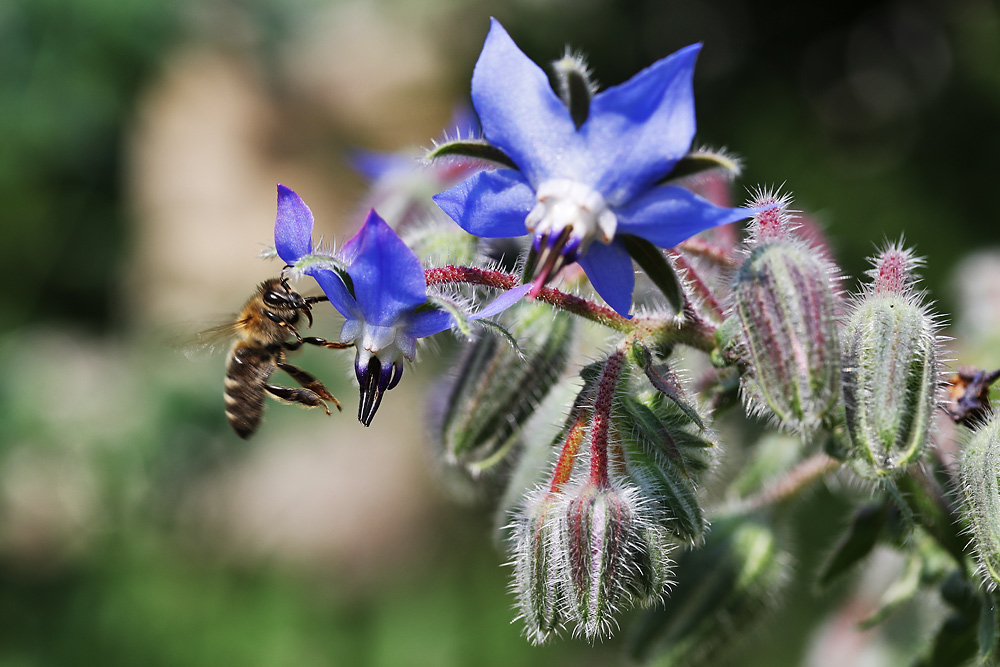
[234,15,1000,664]
[506,345,715,642]
[729,191,841,435]
[841,243,940,477]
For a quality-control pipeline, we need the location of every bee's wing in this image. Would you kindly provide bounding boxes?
[171,321,241,359]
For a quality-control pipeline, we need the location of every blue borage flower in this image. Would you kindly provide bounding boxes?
[274,184,529,426]
[433,19,764,318]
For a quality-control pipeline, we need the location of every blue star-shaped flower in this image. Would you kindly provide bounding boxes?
[433,19,759,317]
[274,184,526,425]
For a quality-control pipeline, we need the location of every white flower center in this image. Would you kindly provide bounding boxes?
[341,320,417,364]
[525,179,618,250]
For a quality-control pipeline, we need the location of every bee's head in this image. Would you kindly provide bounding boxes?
[262,276,313,326]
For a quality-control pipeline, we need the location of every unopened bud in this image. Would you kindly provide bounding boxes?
[959,412,1000,590]
[560,483,641,641]
[400,219,479,267]
[511,489,564,643]
[432,301,575,489]
[732,193,840,433]
[843,244,939,477]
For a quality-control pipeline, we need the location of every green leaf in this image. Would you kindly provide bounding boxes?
[425,139,517,170]
[473,319,524,359]
[633,342,706,431]
[620,234,683,314]
[817,502,887,589]
[617,394,712,544]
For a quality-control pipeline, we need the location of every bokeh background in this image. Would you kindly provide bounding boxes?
[1,0,999,664]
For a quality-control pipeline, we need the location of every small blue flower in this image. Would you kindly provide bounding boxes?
[433,19,760,317]
[274,184,527,425]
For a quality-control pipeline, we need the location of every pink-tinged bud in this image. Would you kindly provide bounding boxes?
[843,243,940,477]
[560,483,641,641]
[731,192,841,433]
[511,489,564,643]
[746,189,794,244]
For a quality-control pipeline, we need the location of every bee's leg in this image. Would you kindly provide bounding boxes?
[264,384,335,416]
[301,336,353,350]
[276,361,343,411]
[264,310,304,342]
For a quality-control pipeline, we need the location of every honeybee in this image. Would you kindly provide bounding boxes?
[198,275,350,438]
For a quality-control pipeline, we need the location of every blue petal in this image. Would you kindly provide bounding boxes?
[576,240,635,318]
[615,185,754,249]
[469,284,531,320]
[346,210,428,327]
[433,169,534,238]
[407,309,456,339]
[274,184,314,264]
[582,44,701,206]
[471,19,582,185]
[308,267,360,321]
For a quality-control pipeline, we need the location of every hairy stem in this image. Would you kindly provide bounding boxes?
[589,350,625,489]
[425,265,718,352]
[741,453,842,512]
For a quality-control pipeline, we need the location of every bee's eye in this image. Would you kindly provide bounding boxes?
[263,290,287,307]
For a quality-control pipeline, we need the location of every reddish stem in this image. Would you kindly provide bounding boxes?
[424,266,630,332]
[549,414,588,495]
[678,238,738,268]
[589,350,625,489]
[671,251,725,323]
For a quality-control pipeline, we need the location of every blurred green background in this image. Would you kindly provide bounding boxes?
[1,0,998,664]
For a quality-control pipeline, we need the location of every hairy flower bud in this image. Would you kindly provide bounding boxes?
[627,513,791,666]
[560,483,643,641]
[732,192,840,433]
[512,489,564,643]
[843,244,939,477]
[432,301,575,488]
[960,412,1000,590]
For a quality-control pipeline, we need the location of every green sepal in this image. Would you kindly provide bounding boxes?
[473,319,524,358]
[424,295,472,337]
[658,149,742,185]
[425,138,517,170]
[620,234,684,314]
[632,342,707,431]
[553,54,593,129]
[288,253,355,298]
[711,315,742,368]
[618,393,714,544]
[817,502,888,589]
